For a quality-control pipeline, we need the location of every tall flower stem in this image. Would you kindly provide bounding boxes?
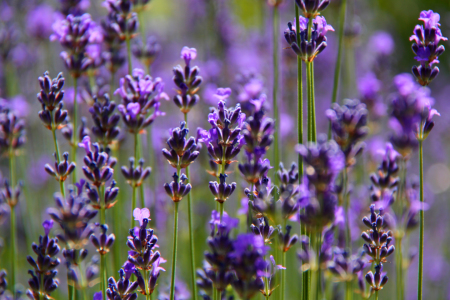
[396,236,403,300]
[99,185,107,300]
[272,5,280,181]
[311,62,316,142]
[329,0,347,133]
[112,148,122,274]
[144,269,150,300]
[247,183,254,232]
[184,113,198,300]
[72,77,78,184]
[8,146,16,297]
[131,185,137,229]
[417,138,424,300]
[281,219,287,300]
[126,35,133,75]
[343,167,350,249]
[306,62,312,142]
[169,201,180,300]
[51,117,66,197]
[295,2,303,176]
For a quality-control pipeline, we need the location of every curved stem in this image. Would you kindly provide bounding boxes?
[329,0,347,138]
[184,113,198,300]
[169,202,180,300]
[272,5,280,181]
[417,139,424,300]
[71,77,78,184]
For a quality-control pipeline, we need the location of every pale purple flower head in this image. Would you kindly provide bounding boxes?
[358,72,380,100]
[419,10,441,30]
[93,292,102,300]
[369,31,394,56]
[133,207,151,226]
[181,46,197,66]
[213,87,232,102]
[209,210,239,235]
[26,4,55,39]
[78,135,92,154]
[233,234,268,257]
[42,219,54,235]
[315,16,335,36]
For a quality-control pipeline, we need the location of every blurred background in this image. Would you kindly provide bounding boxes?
[0,0,449,299]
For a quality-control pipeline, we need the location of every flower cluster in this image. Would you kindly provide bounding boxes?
[133,36,161,70]
[37,72,68,131]
[361,205,394,295]
[103,0,138,42]
[0,106,26,155]
[172,47,203,113]
[51,13,102,77]
[89,95,121,148]
[284,16,334,62]
[295,0,330,18]
[204,88,246,176]
[26,221,60,300]
[115,68,168,134]
[410,10,447,85]
[121,157,152,188]
[326,99,368,167]
[162,122,200,169]
[390,74,439,156]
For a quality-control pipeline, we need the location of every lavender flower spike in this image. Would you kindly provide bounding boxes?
[410,10,447,85]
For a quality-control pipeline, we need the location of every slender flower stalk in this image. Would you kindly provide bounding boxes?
[272,4,280,180]
[330,0,347,116]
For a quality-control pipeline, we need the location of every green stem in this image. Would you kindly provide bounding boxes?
[417,139,424,300]
[396,236,403,300]
[126,35,133,75]
[112,149,122,275]
[343,167,351,249]
[296,2,303,177]
[315,232,322,300]
[68,276,75,300]
[100,254,106,300]
[306,62,312,142]
[345,280,352,300]
[72,77,78,185]
[144,269,150,300]
[169,202,180,300]
[131,186,137,229]
[311,62,316,142]
[375,290,379,300]
[247,183,254,232]
[184,113,198,300]
[281,220,287,300]
[272,5,280,180]
[329,0,347,134]
[8,147,16,297]
[51,120,66,197]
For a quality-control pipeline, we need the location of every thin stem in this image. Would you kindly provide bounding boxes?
[343,167,351,249]
[306,62,312,142]
[345,280,352,300]
[396,236,403,300]
[71,77,78,184]
[126,35,133,75]
[100,254,106,300]
[329,0,347,136]
[110,70,116,98]
[311,62,316,142]
[169,202,180,300]
[375,290,379,300]
[99,185,107,300]
[281,219,287,300]
[112,148,122,275]
[272,5,280,181]
[51,120,66,197]
[131,185,137,229]
[8,147,16,297]
[417,139,424,300]
[184,113,198,300]
[247,183,254,232]
[144,269,150,300]
[296,3,303,177]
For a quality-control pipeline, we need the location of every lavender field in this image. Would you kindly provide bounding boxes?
[0,0,448,299]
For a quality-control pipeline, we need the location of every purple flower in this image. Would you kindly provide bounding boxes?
[369,31,394,56]
[78,135,92,154]
[295,0,330,18]
[180,46,197,66]
[133,207,150,226]
[26,4,55,40]
[209,209,239,235]
[213,87,232,102]
[93,292,102,300]
[122,261,136,280]
[233,234,268,257]
[42,219,54,235]
[410,10,447,85]
[285,16,334,62]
